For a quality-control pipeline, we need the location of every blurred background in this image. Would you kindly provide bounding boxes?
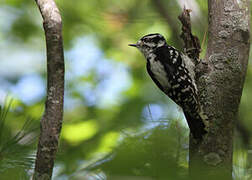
[0,0,251,179]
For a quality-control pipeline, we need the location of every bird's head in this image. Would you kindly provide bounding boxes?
[129,33,167,57]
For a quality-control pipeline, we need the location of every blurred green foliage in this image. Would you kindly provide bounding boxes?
[0,100,38,180]
[0,0,251,179]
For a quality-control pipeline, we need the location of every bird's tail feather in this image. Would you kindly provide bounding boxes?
[184,111,207,139]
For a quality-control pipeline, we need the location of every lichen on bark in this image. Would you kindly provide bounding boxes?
[187,0,250,179]
[178,0,250,179]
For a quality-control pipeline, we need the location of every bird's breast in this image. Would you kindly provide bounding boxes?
[148,55,171,90]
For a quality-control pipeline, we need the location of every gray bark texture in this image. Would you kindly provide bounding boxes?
[188,0,250,179]
[33,0,65,179]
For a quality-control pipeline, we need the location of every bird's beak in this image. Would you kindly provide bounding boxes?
[128,44,137,47]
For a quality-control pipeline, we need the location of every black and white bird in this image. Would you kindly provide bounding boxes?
[129,33,207,139]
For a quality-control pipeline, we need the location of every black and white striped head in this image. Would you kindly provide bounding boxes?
[129,33,167,57]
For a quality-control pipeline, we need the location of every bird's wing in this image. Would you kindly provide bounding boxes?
[153,46,179,78]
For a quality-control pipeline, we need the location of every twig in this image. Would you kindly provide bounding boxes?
[33,0,65,179]
[201,26,208,49]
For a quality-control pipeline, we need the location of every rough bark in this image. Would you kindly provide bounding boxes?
[33,0,65,179]
[189,0,250,179]
[178,8,201,60]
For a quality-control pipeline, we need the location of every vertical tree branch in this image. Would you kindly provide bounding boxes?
[33,0,65,179]
[189,0,250,179]
[178,8,201,60]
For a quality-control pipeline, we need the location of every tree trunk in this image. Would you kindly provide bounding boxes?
[33,0,65,179]
[189,0,250,179]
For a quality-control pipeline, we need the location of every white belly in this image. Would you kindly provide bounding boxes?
[149,57,170,89]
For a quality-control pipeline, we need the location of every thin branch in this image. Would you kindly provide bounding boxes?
[178,7,201,61]
[33,0,65,179]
